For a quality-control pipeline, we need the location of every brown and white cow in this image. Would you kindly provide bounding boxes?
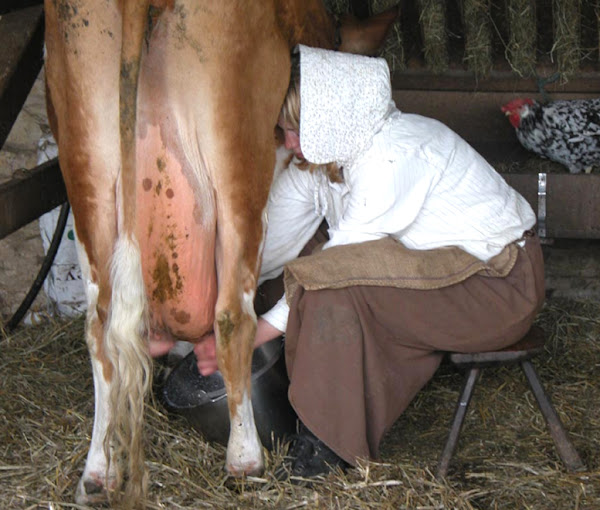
[43,0,397,506]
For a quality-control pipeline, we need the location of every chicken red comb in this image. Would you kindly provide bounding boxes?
[501,97,534,113]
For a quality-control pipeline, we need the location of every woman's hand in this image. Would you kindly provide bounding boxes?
[148,331,175,358]
[193,318,284,376]
[194,332,218,376]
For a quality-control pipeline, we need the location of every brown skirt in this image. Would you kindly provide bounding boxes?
[283,233,545,466]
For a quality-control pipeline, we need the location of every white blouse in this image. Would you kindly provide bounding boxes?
[259,112,536,332]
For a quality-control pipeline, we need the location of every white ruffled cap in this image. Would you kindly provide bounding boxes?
[298,44,393,166]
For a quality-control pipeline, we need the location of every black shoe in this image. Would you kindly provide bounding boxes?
[286,423,349,478]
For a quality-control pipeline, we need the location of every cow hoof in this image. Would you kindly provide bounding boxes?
[75,474,112,505]
[226,457,265,478]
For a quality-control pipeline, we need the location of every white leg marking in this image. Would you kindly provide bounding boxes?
[226,289,263,475]
[227,390,264,475]
[242,289,256,320]
[76,345,117,503]
[73,236,116,504]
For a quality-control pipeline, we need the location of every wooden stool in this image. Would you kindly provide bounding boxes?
[436,325,585,479]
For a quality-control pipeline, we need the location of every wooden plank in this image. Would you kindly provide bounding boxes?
[545,175,600,239]
[0,5,44,149]
[501,173,600,239]
[0,158,67,240]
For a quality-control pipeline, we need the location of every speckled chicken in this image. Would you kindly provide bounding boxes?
[501,97,600,173]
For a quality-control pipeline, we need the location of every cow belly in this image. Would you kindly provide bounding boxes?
[136,124,217,342]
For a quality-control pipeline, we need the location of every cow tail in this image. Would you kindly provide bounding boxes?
[104,0,152,507]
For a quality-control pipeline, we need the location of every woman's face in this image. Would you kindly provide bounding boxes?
[278,118,304,160]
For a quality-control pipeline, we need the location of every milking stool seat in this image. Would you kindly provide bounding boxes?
[436,325,585,479]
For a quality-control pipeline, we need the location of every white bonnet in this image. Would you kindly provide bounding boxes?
[298,44,392,166]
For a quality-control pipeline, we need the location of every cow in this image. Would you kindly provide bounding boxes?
[43,0,398,506]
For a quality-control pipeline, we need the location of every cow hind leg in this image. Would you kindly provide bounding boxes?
[73,235,117,504]
[216,300,263,475]
[215,209,268,476]
[209,44,288,476]
[73,231,150,506]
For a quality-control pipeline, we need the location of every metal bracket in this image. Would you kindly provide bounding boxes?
[537,172,547,238]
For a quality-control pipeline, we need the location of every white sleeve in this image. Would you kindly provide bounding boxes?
[324,153,437,249]
[260,295,290,331]
[258,163,324,332]
[259,163,325,283]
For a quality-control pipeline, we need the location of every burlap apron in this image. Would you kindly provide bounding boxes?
[284,236,519,302]
[282,232,545,466]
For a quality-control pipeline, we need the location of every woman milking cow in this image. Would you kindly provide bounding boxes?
[152,45,544,478]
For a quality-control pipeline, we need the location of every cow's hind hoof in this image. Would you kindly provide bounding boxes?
[226,458,264,478]
[75,475,110,505]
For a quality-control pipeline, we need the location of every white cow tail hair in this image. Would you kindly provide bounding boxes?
[107,0,152,506]
[105,234,151,507]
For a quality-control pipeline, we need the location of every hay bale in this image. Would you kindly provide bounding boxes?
[372,0,406,72]
[417,0,449,73]
[506,0,537,77]
[459,0,493,77]
[552,0,581,80]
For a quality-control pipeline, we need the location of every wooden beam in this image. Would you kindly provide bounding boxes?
[391,67,600,94]
[0,158,67,240]
[0,5,44,150]
[0,1,43,15]
[7,158,594,240]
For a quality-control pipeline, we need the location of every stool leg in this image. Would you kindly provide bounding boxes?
[521,360,585,472]
[436,367,480,479]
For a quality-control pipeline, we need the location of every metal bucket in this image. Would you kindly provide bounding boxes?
[162,336,298,449]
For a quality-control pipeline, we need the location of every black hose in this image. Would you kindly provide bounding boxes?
[6,201,71,332]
